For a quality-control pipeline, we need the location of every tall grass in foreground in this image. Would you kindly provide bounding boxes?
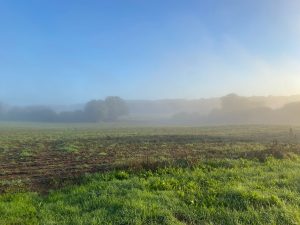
[1,156,300,225]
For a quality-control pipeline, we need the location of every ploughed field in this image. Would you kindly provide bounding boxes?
[1,123,300,193]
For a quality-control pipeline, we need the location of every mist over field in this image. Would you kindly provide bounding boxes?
[1,93,300,125]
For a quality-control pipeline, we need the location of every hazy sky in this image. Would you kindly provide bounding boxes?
[1,0,300,105]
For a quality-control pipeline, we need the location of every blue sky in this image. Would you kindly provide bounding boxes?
[0,0,300,105]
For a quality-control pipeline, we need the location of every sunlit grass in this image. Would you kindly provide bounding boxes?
[1,157,300,225]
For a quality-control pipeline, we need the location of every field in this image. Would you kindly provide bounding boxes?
[0,123,300,224]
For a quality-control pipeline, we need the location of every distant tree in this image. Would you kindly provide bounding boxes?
[221,93,264,112]
[29,107,57,122]
[276,102,300,124]
[84,100,108,122]
[0,97,129,123]
[7,106,57,122]
[104,96,129,121]
[83,97,128,122]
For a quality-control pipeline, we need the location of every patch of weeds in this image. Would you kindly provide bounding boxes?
[99,152,107,156]
[20,148,33,158]
[57,144,79,153]
[115,171,129,180]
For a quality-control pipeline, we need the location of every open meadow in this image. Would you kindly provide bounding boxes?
[1,123,300,224]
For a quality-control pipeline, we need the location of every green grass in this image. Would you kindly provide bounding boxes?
[1,157,300,225]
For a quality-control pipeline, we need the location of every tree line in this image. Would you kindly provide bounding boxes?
[172,94,300,125]
[0,96,128,123]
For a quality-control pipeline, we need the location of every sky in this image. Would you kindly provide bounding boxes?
[0,0,300,105]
